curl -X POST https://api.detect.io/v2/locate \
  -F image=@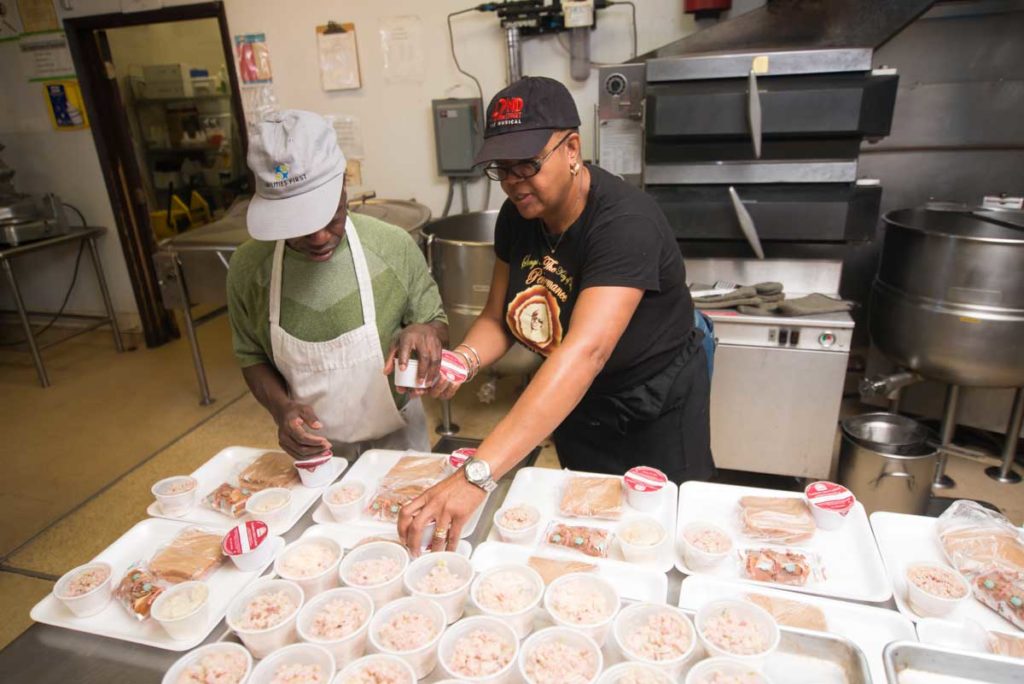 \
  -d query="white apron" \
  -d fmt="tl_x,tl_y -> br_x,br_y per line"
269,218 -> 416,450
